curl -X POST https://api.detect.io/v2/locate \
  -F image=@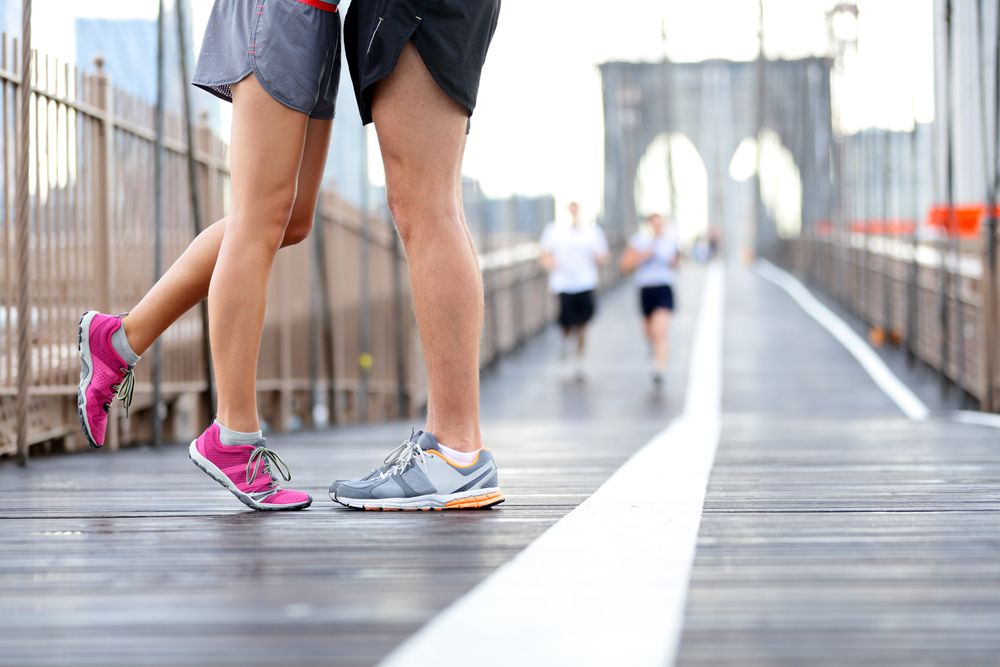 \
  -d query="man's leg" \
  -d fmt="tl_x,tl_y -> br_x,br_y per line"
121,119 -> 332,357
372,43 -> 482,452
